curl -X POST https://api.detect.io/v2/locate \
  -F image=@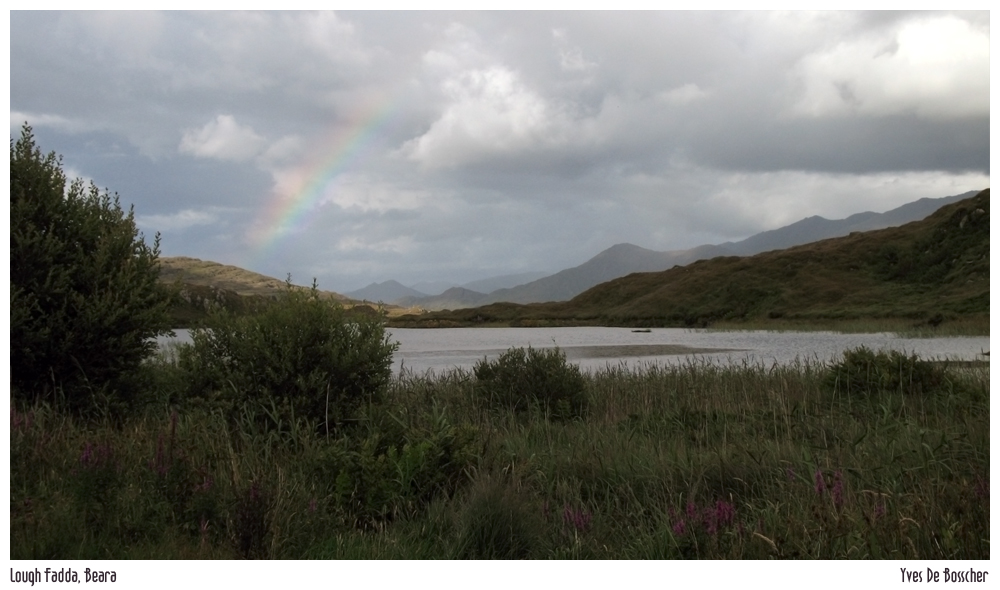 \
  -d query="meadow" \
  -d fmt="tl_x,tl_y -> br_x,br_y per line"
10,346 -> 989,559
